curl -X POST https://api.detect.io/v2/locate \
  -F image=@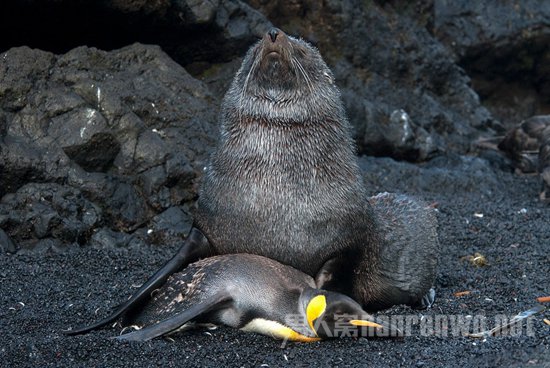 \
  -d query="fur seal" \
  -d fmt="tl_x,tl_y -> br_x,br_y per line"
66,28 -> 438,335
105,254 -> 399,341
